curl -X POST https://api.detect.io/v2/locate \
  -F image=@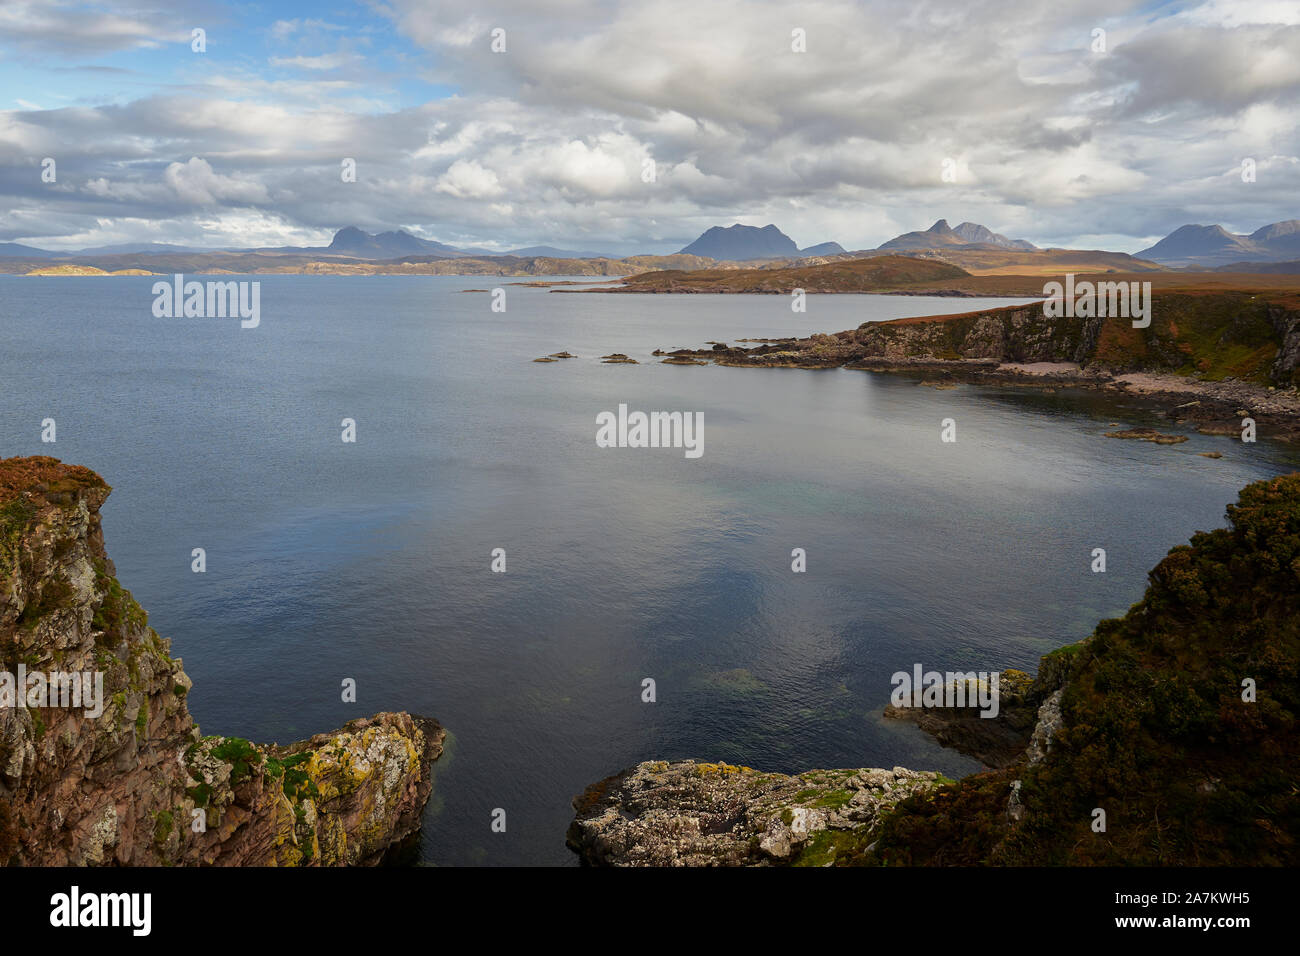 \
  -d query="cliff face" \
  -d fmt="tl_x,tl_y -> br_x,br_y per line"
0,456 -> 442,866
569,473 -> 1300,866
